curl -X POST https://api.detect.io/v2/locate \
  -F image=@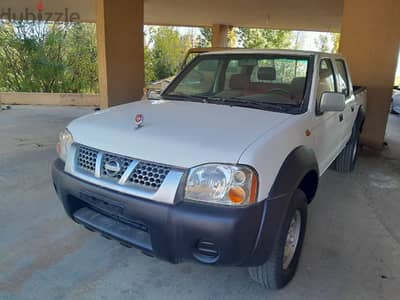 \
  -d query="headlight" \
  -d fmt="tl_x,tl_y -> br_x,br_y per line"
184,164 -> 258,206
57,128 -> 74,162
